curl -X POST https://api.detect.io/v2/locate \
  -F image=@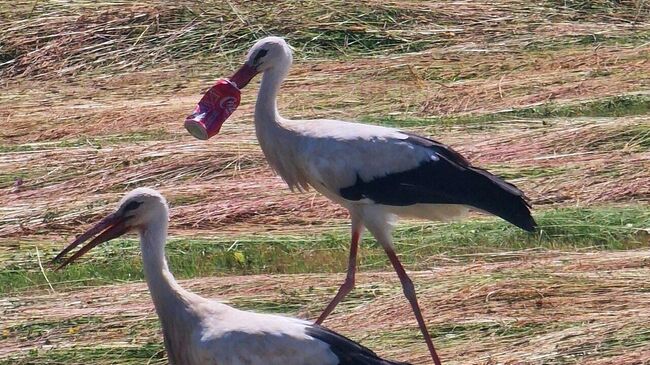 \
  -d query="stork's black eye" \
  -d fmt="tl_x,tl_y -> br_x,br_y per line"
123,201 -> 142,212
253,49 -> 268,64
